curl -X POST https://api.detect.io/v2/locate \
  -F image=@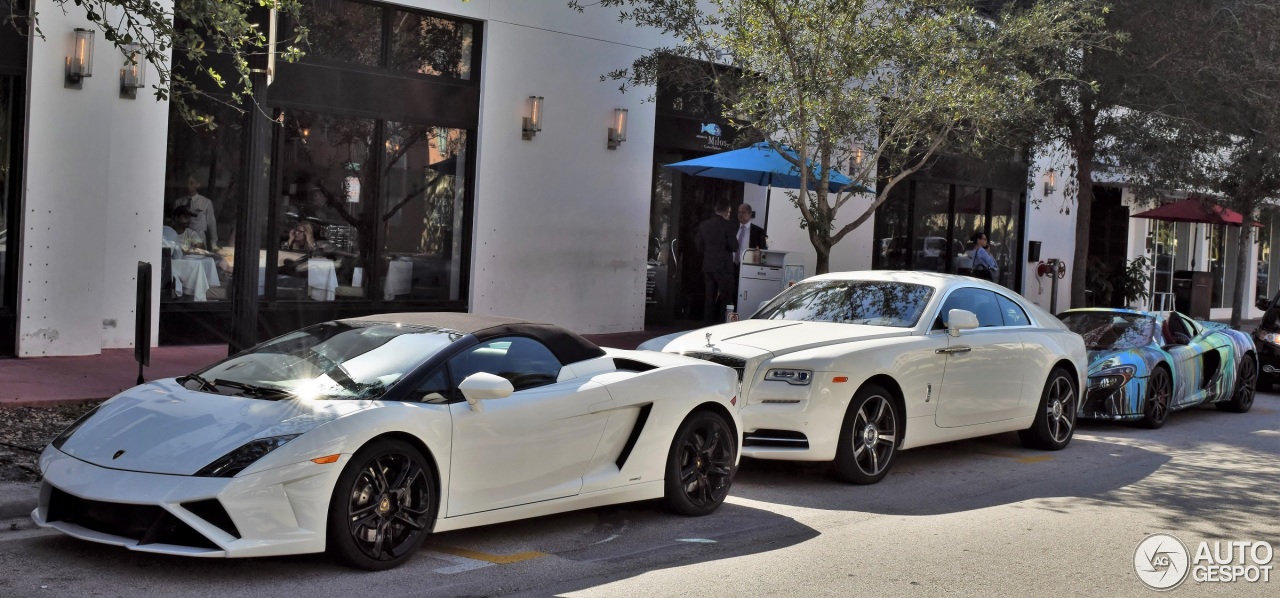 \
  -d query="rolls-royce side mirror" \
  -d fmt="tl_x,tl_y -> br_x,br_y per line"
947,309 -> 980,337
